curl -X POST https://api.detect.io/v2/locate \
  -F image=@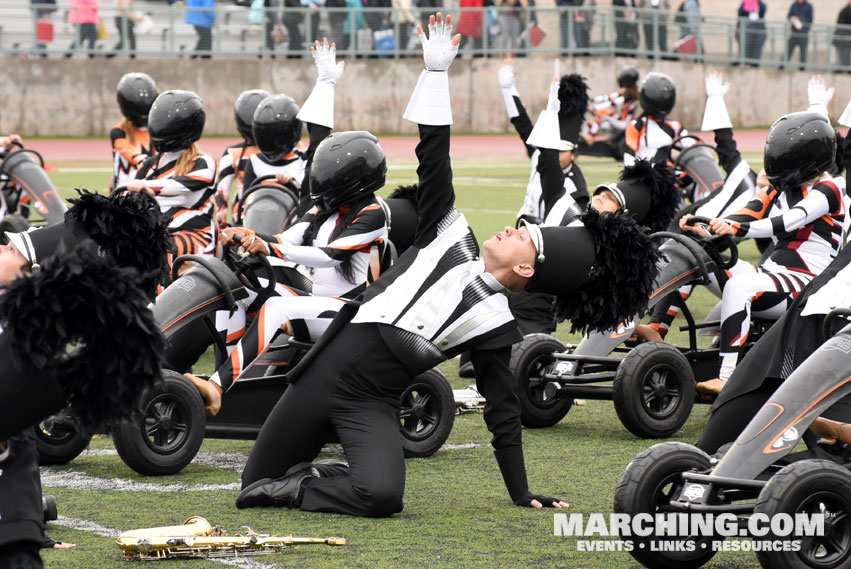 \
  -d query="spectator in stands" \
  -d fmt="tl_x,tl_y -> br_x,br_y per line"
301,0 -> 322,45
417,0 -> 443,31
363,0 -> 392,37
186,0 -> 215,59
341,0 -> 365,51
108,0 -> 136,58
282,0 -> 304,56
786,0 -> 813,68
496,0 -> 526,54
557,0 -> 593,53
393,0 -> 417,55
31,0 -> 57,58
836,0 -> 851,68
613,0 -> 639,55
458,0 -> 485,55
64,0 -> 99,59
637,0 -> 669,57
676,0 -> 699,39
736,0 -> 766,67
